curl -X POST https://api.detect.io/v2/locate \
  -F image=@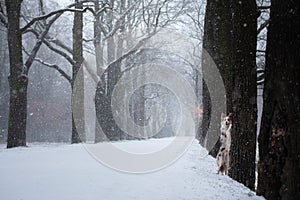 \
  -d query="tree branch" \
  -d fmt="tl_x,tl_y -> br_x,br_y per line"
34,58 -> 72,83
257,49 -> 266,53
116,32 -> 158,75
20,0 -> 100,33
23,1 -> 87,74
154,0 -> 168,29
24,28 -> 75,66
257,19 -> 270,35
20,7 -> 94,33
258,6 -> 270,10
103,3 -> 136,41
0,3 -> 7,28
48,37 -> 73,54
22,46 -> 72,83
43,39 -> 75,66
83,38 -> 95,42
0,13 -> 7,27
22,11 -> 73,55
